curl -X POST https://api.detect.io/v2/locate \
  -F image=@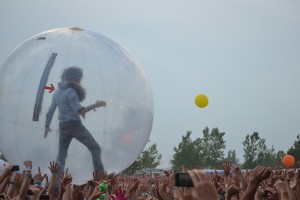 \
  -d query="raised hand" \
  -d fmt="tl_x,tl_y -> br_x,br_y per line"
187,169 -> 218,200
60,172 -> 72,193
181,164 -> 187,172
60,171 -> 73,200
47,161 -> 59,199
212,173 -> 225,194
80,100 -> 106,119
89,184 -> 106,200
0,162 -> 13,183
274,180 -> 290,200
174,186 -> 193,200
94,100 -> 106,108
290,175 -> 300,190
110,188 -> 129,200
126,178 -> 140,197
48,161 -> 59,175
261,181 -> 279,200
23,160 -> 32,174
242,165 -> 272,200
44,127 -> 51,138
145,195 -> 159,200
222,161 -> 232,177
93,171 -> 108,183
226,184 -> 240,198
33,166 -> 47,187
251,165 -> 272,184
